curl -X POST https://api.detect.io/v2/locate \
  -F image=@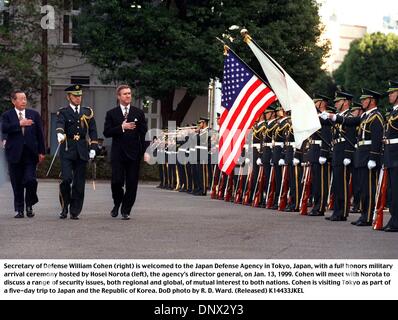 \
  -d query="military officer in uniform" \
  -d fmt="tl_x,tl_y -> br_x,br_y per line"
322,91 -> 356,222
308,94 -> 333,217
324,89 -> 384,226
56,85 -> 98,220
383,81 -> 398,232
